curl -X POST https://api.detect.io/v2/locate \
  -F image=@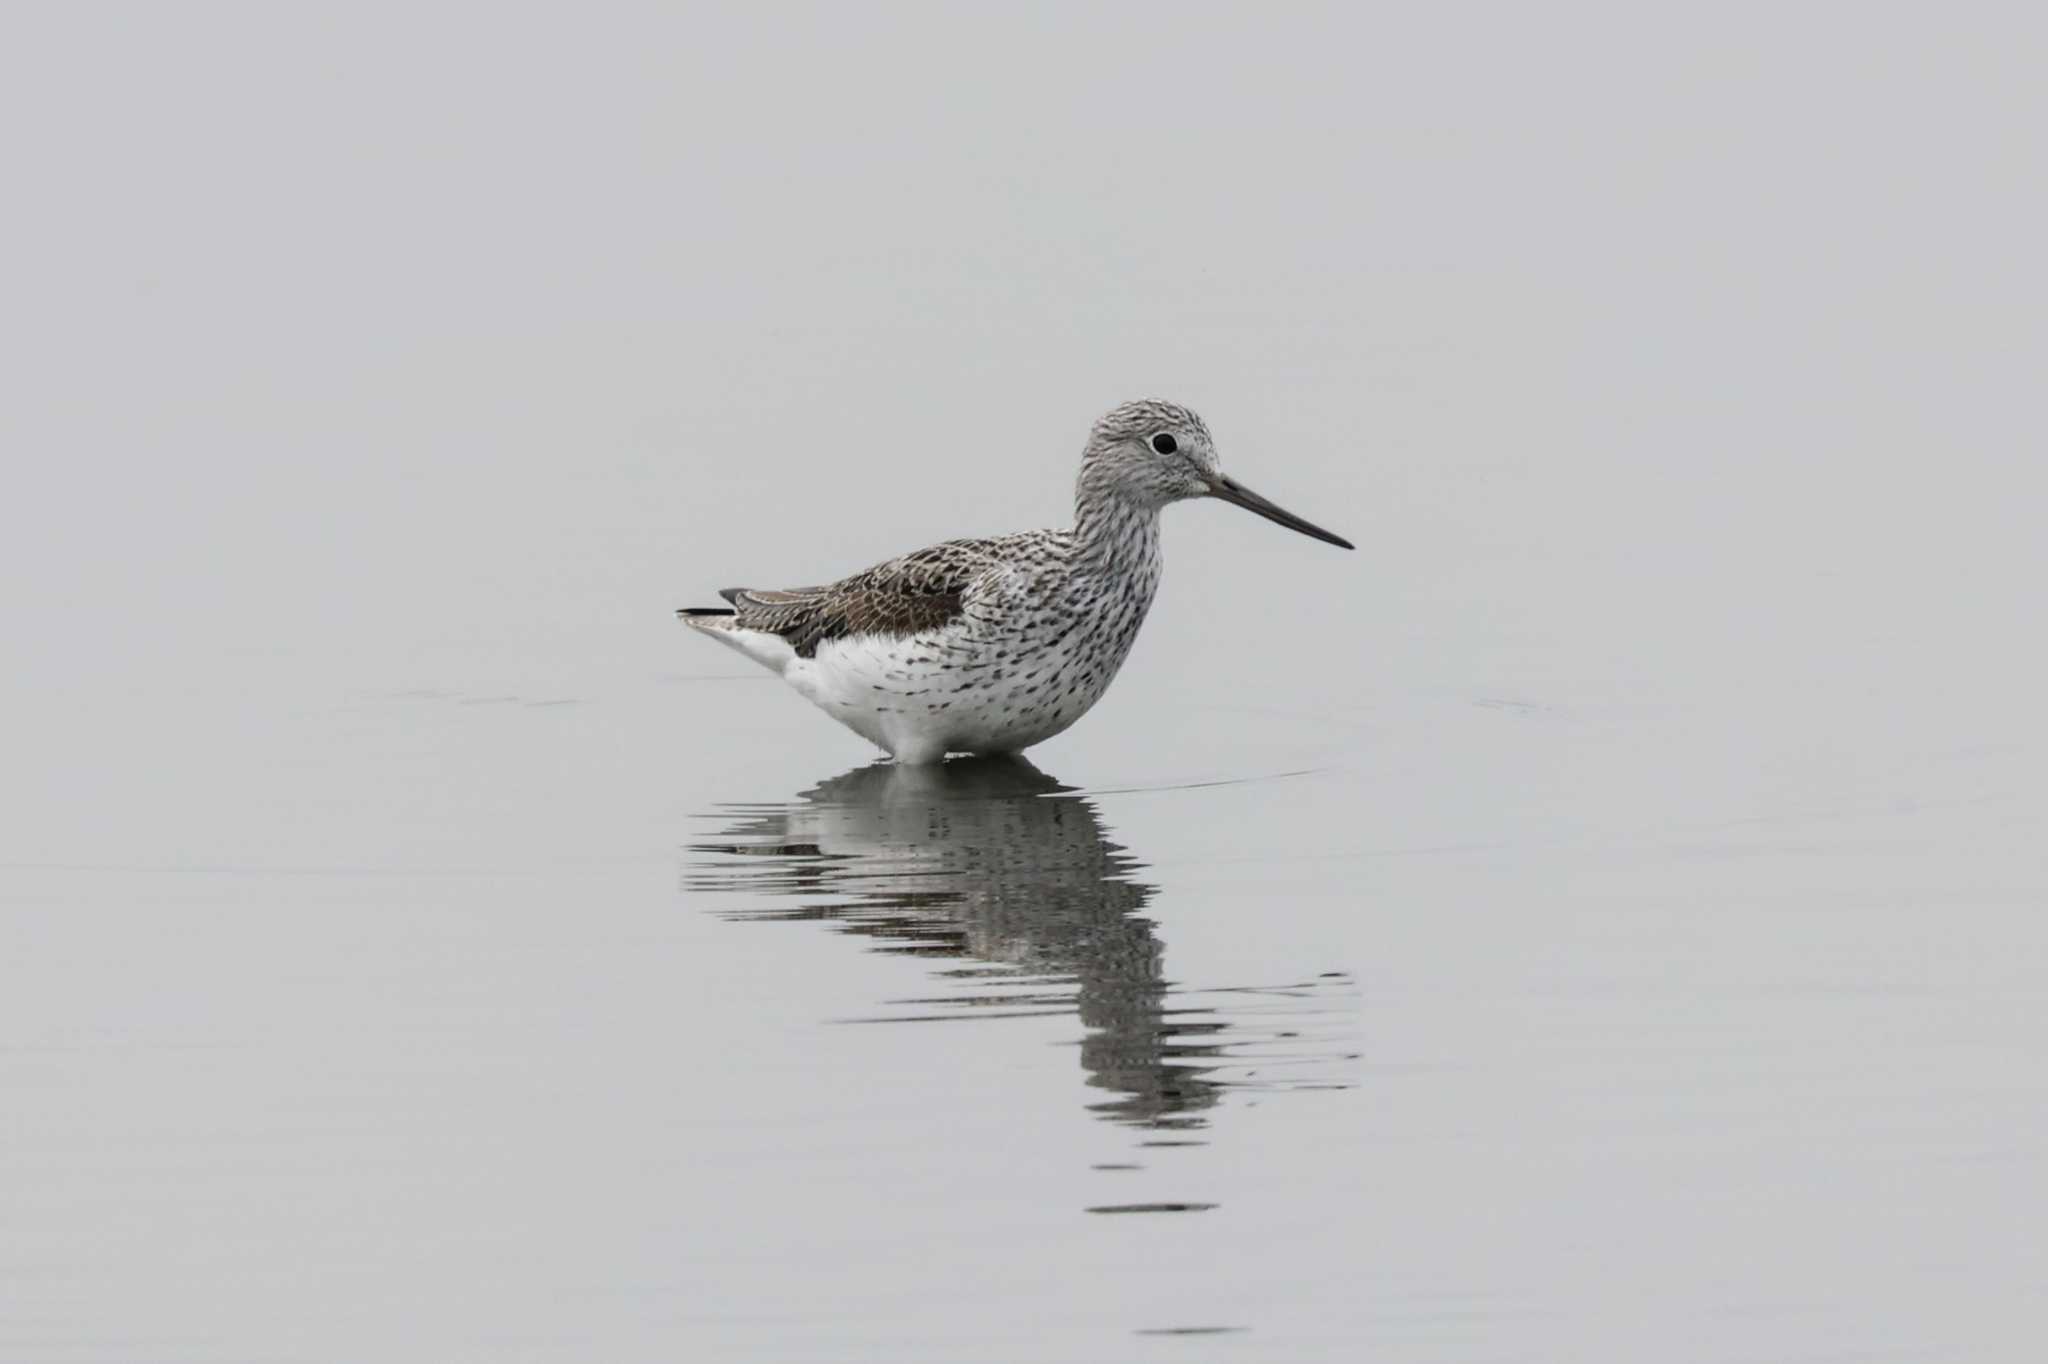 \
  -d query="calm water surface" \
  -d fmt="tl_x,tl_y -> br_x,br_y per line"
6,7 -> 2048,1361
7,670 -> 2042,1360
691,757 -> 1357,1132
